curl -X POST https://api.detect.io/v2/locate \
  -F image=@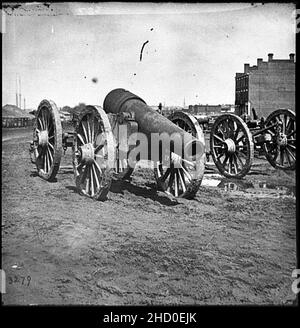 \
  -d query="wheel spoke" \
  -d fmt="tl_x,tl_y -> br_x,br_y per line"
283,114 -> 287,134
47,147 -> 53,164
233,126 -> 241,141
178,169 -> 186,193
92,163 -> 100,189
43,151 -> 47,172
87,119 -> 92,143
285,117 -> 293,134
42,111 -> 48,130
90,166 -> 95,196
232,154 -> 238,174
46,150 -> 51,172
81,121 -> 89,143
213,134 -> 225,143
46,111 -> 51,130
286,144 -> 296,150
223,120 -> 229,134
275,116 -> 282,125
156,164 -> 162,178
234,152 -> 244,168
180,157 -> 195,167
48,142 -> 54,150
285,146 -> 296,161
90,118 -> 94,143
174,170 -> 179,197
38,117 -> 44,130
77,133 -> 85,145
180,165 -> 192,182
